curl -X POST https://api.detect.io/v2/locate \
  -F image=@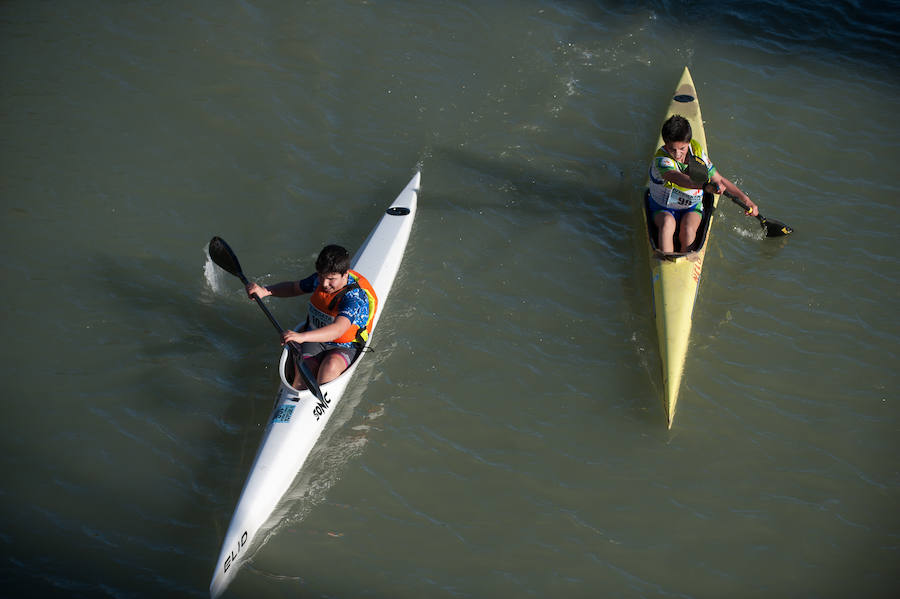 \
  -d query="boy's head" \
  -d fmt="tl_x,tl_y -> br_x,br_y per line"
661,115 -> 692,144
316,244 -> 351,276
